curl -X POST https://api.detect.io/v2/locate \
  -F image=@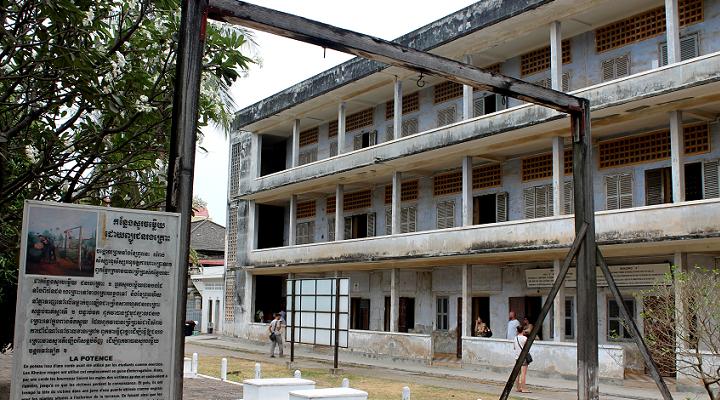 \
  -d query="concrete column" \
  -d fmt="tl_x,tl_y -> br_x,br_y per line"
338,102 -> 346,154
391,171 -> 402,234
550,21 -> 562,91
462,265 -> 472,337
393,77 -> 402,140
553,259 -> 566,342
247,200 -> 257,251
244,270 -> 253,325
289,195 -> 297,245
552,136 -> 564,215
250,132 -> 261,179
462,156 -> 473,226
201,297 -> 210,333
335,184 -> 344,240
390,268 -> 399,332
670,111 -> 685,202
463,55 -> 473,119
673,252 -> 688,353
291,119 -> 300,167
665,0 -> 681,64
